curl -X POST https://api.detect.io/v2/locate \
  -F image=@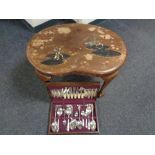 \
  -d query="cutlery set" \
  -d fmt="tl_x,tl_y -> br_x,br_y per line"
50,87 -> 98,99
48,83 -> 100,134
50,104 -> 97,133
